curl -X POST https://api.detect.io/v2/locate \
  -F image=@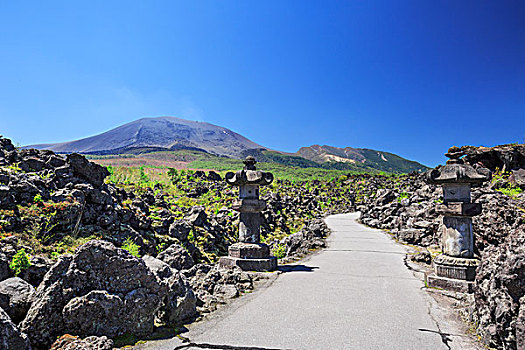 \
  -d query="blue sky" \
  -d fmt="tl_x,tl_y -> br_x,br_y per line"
0,1 -> 523,167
